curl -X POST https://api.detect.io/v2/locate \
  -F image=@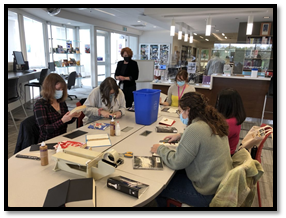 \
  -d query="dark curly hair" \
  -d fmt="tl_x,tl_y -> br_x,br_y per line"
179,92 -> 229,137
